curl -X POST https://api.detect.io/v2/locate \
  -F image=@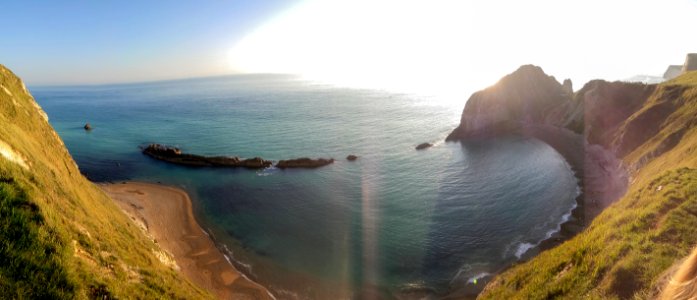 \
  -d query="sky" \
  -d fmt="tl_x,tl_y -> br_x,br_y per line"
0,1 -> 295,85
2,0 -> 697,97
